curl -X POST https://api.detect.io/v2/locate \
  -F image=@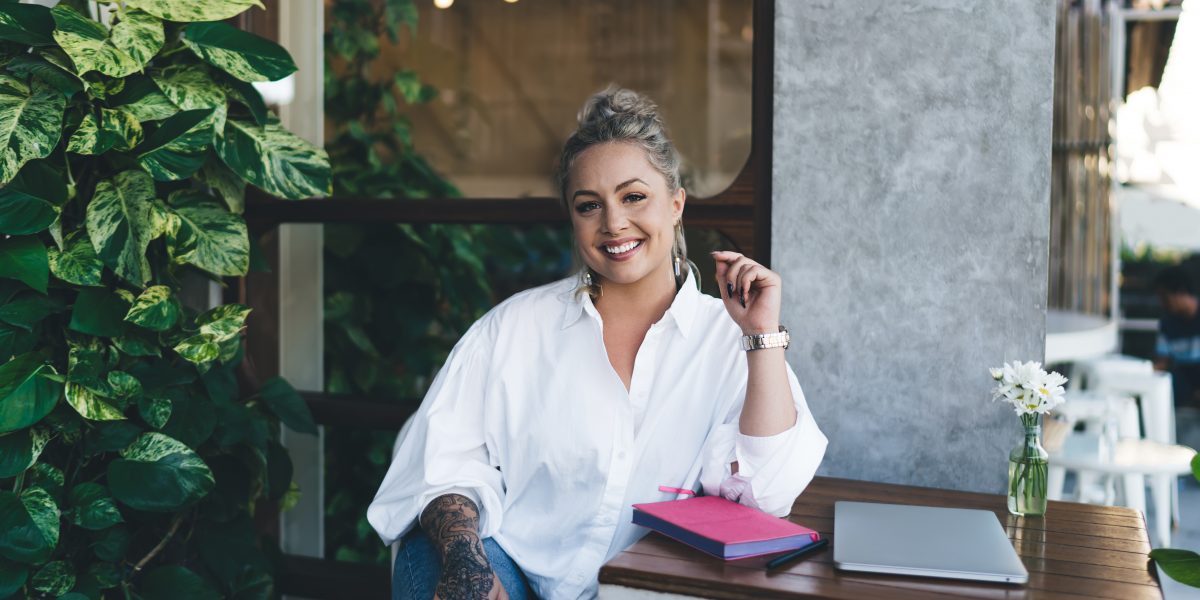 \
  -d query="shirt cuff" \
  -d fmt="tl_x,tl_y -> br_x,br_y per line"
733,421 -> 799,479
